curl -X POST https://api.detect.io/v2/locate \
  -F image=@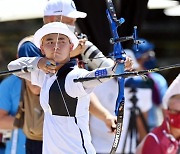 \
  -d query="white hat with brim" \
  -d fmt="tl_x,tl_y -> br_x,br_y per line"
33,22 -> 79,50
65,10 -> 87,18
44,0 -> 87,18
